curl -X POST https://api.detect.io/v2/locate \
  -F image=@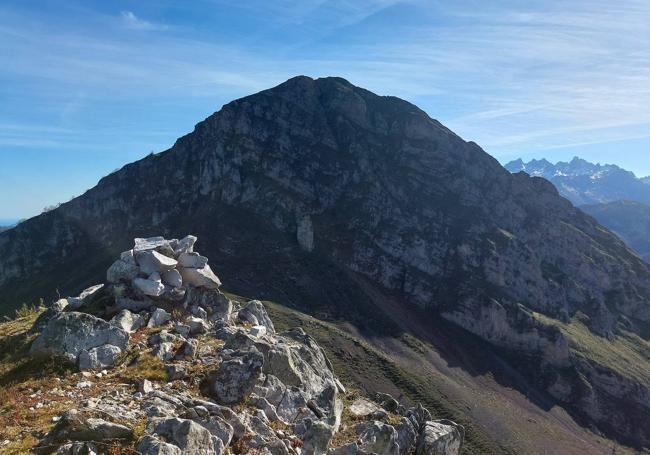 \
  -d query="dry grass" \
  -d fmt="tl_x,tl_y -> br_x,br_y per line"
118,351 -> 169,383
